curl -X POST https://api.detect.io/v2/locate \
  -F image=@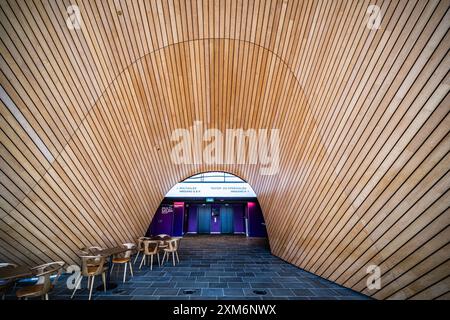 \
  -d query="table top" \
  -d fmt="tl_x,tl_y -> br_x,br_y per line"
0,265 -> 32,281
149,236 -> 171,240
95,246 -> 130,257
